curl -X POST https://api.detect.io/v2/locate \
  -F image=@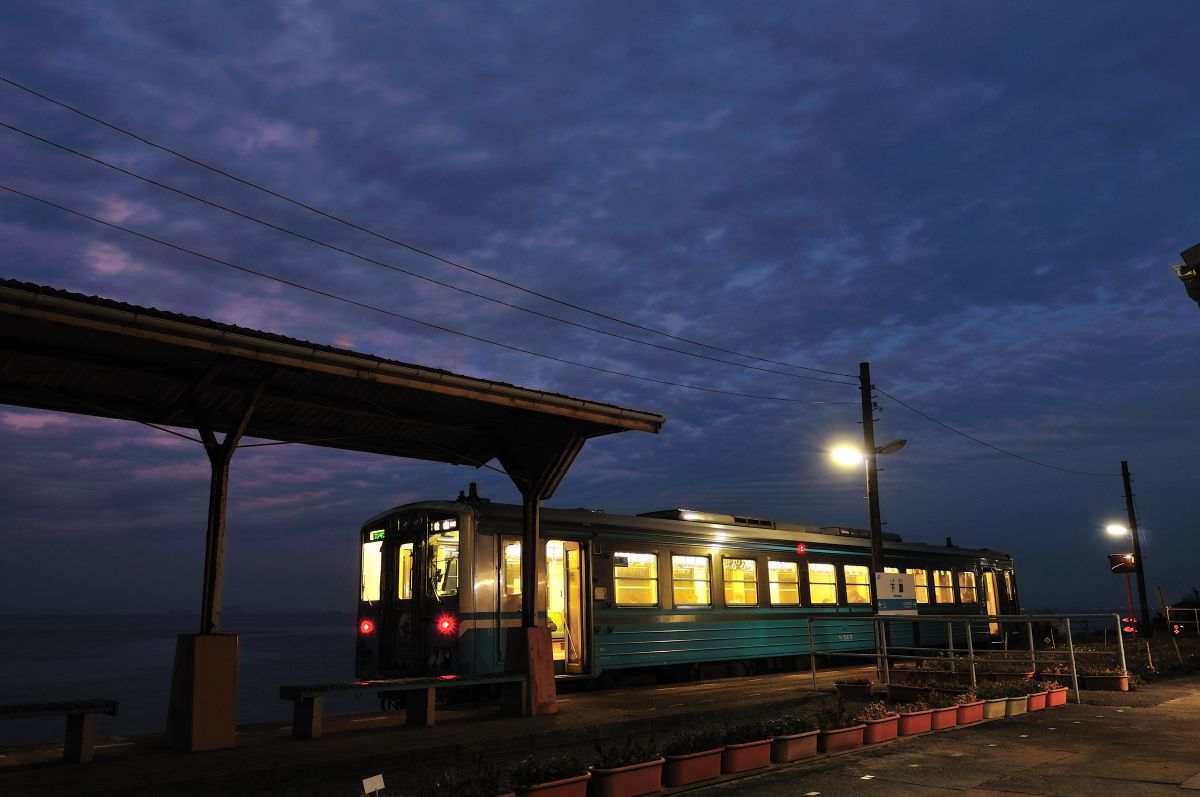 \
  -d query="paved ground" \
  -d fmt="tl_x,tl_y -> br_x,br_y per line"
1,669 -> 1198,796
